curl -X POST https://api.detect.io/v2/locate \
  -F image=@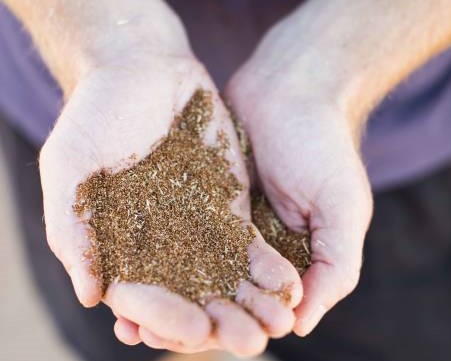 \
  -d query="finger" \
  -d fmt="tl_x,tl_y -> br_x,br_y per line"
104,283 -> 211,347
139,327 -> 217,353
236,281 -> 296,338
114,317 -> 141,345
293,220 -> 367,336
293,179 -> 373,336
247,230 -> 302,308
205,299 -> 267,358
138,327 -> 177,350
